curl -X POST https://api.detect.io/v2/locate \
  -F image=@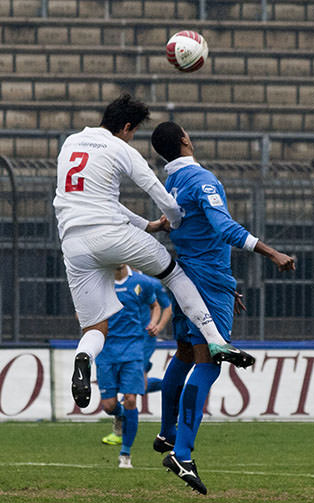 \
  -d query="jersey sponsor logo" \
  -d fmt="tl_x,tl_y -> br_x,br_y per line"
134,284 -> 142,296
208,194 -> 223,207
201,313 -> 213,325
77,141 -> 107,150
202,184 -> 216,194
